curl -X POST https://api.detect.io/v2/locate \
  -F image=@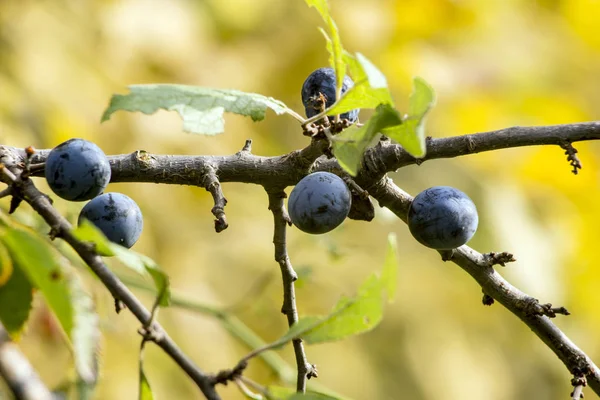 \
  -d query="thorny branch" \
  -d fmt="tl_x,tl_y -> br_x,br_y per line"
0,322 -> 53,400
0,151 -> 222,400
367,178 -> 600,395
1,121 -> 600,397
267,190 -> 317,392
